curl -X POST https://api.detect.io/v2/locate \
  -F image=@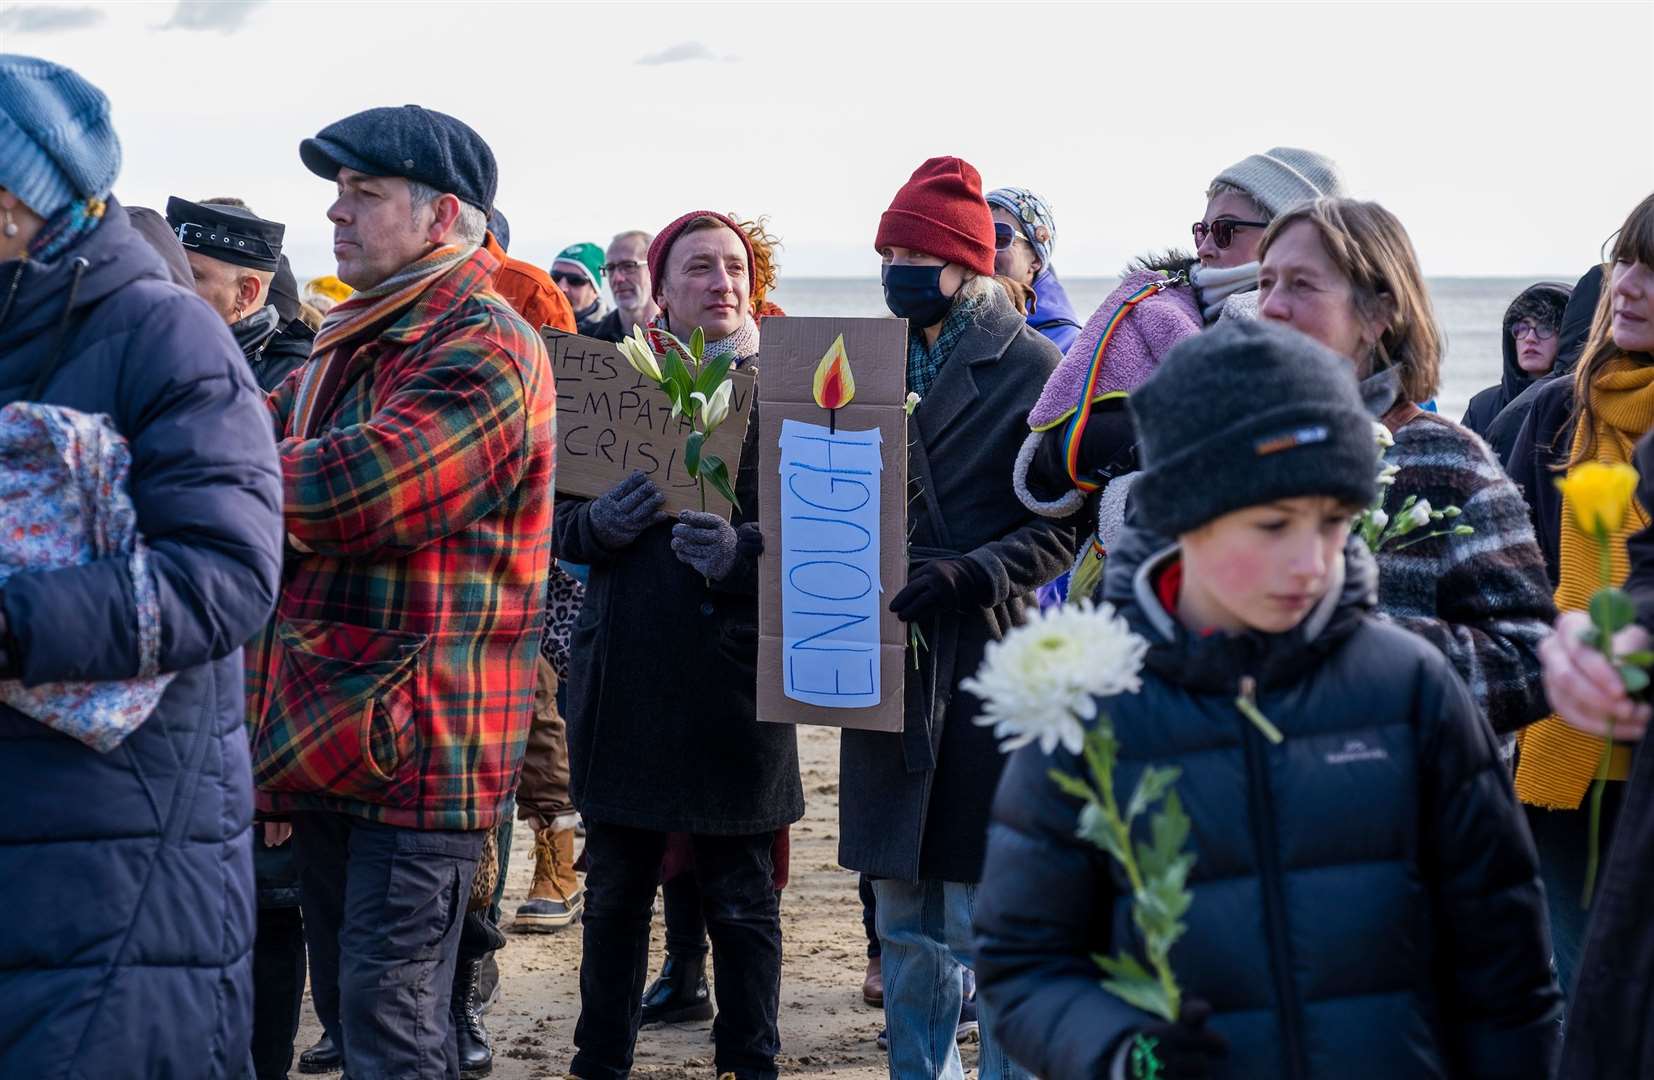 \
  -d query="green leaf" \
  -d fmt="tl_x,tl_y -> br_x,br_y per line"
1592,588 -> 1637,634
1145,791 -> 1192,878
1093,950 -> 1151,984
662,348 -> 695,404
1618,650 -> 1654,668
1099,970 -> 1176,1022
701,455 -> 741,513
1621,664 -> 1651,694
1077,803 -> 1129,863
685,431 -> 705,480
689,325 -> 705,362
1047,768 -> 1099,804
1126,765 -> 1182,823
694,354 -> 733,399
